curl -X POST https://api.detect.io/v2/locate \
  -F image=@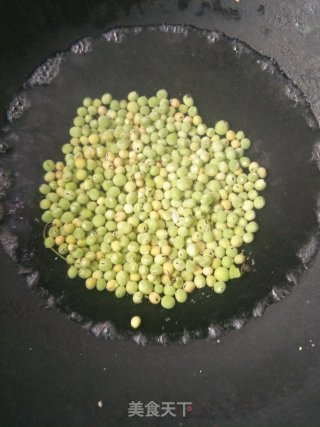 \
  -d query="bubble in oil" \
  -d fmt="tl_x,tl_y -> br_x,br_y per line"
0,227 -> 18,260
7,198 -> 25,216
91,321 -> 116,340
252,301 -> 267,317
71,37 -> 93,55
286,270 -> 300,286
297,235 -> 319,268
0,142 -> 10,155
231,39 -> 251,56
7,94 -> 31,122
26,270 -> 40,288
180,330 -> 191,345
157,333 -> 168,346
45,295 -> 56,309
26,53 -> 63,87
69,312 -> 84,323
256,58 -> 275,74
83,321 -> 93,331
132,332 -> 147,346
232,318 -> 245,330
160,24 -> 189,36
103,28 -> 126,43
271,286 -> 290,302
207,30 -> 220,44
207,324 -> 222,340
284,83 -> 305,105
